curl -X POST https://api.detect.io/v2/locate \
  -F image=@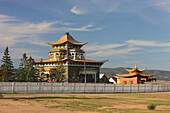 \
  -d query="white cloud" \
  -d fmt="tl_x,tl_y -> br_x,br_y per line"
126,40 -> 170,47
86,46 -> 141,57
85,39 -> 170,58
152,0 -> 170,13
84,43 -> 126,51
70,1 -> 119,15
70,5 -> 86,15
0,48 -> 41,60
10,48 -> 41,59
57,24 -> 102,31
0,14 -> 101,48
